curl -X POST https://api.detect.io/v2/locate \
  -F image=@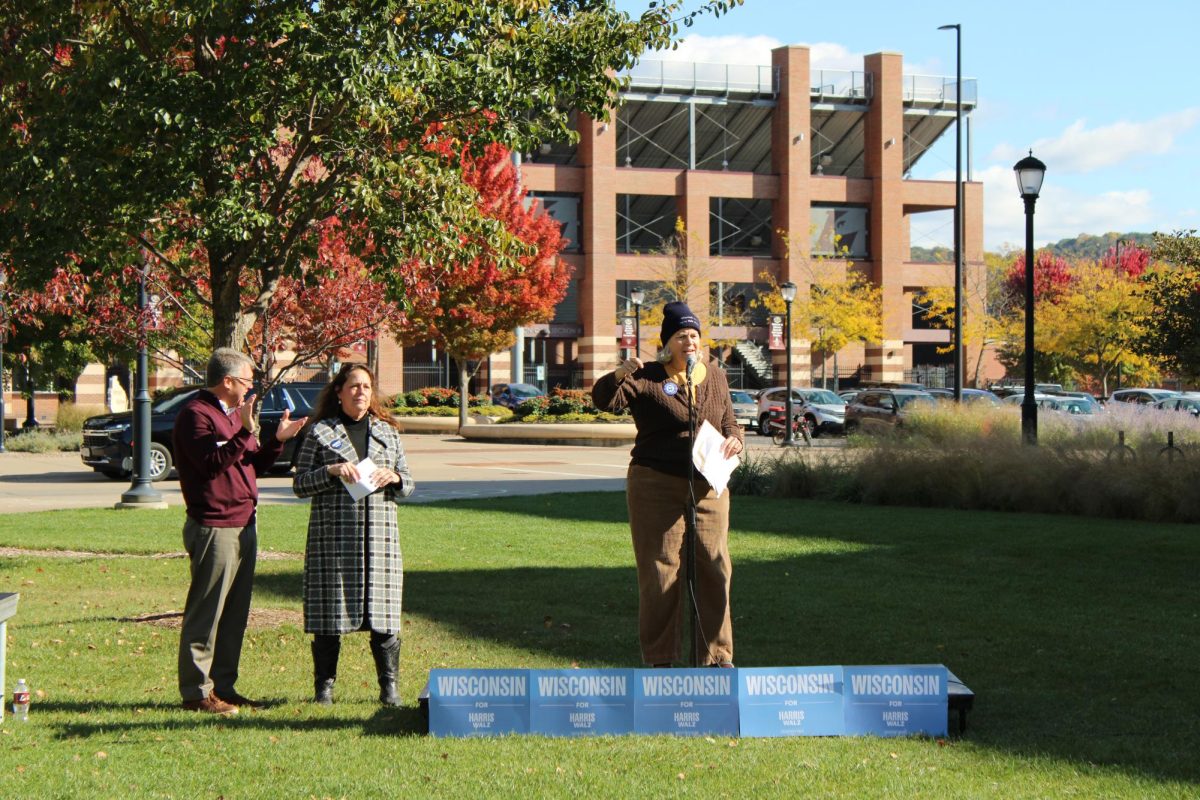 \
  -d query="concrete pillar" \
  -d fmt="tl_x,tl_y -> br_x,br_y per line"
376,335 -> 405,396
578,112 -> 618,387
863,52 -> 907,383
770,45 -> 813,387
